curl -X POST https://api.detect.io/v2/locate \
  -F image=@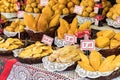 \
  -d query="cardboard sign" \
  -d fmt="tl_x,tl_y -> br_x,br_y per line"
116,17 -> 120,24
74,5 -> 83,15
17,11 -> 24,18
64,34 -> 77,44
95,18 -> 99,25
41,35 -> 53,45
16,2 -> 20,10
94,7 -> 99,13
81,40 -> 95,50
40,0 -> 48,6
